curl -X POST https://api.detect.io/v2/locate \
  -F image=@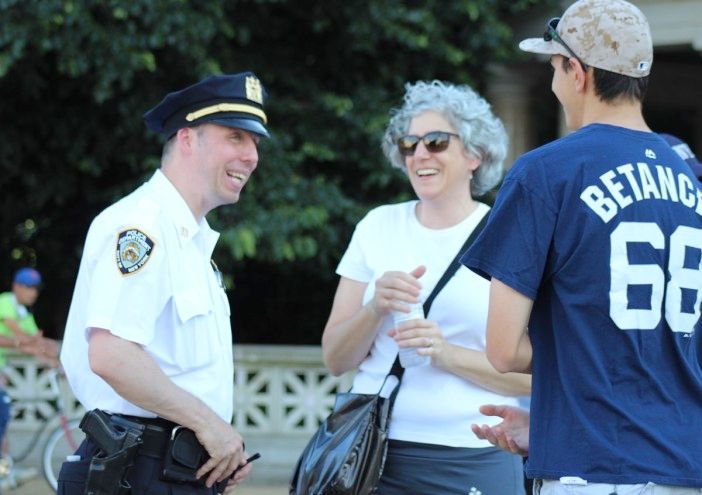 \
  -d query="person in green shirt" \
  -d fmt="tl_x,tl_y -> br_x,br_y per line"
0,267 -> 58,478
0,268 -> 42,362
0,267 -> 58,366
